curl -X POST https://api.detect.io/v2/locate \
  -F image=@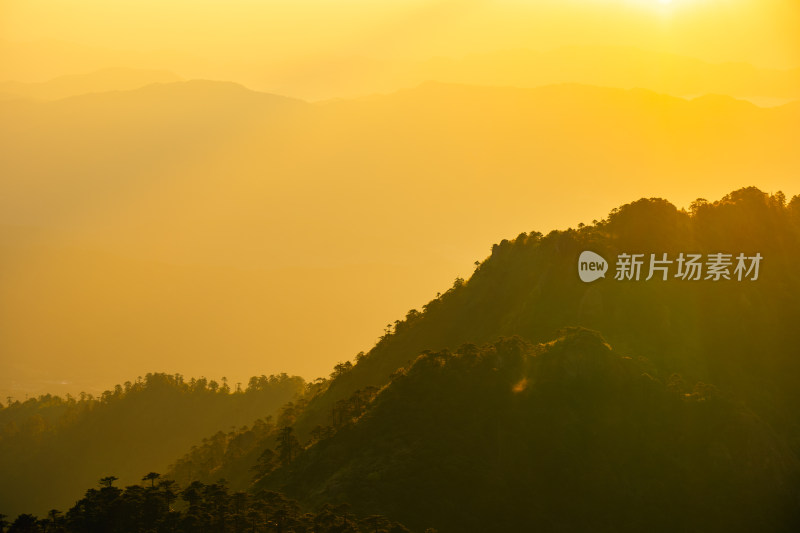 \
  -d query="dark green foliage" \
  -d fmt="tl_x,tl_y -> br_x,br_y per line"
165,394 -> 330,488
0,373 -> 305,517
4,478 -> 414,533
263,333 -> 800,532
249,187 -> 800,532
165,384 -> 383,490
293,188 -> 800,452
168,417 -> 278,487
4,187 -> 800,532
276,426 -> 302,468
